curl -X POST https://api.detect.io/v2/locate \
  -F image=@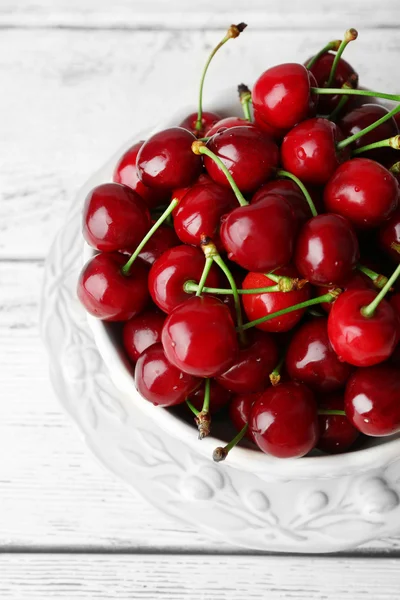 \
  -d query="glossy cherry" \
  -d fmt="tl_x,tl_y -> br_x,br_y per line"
306,52 -> 357,114
286,318 -> 353,392
216,329 -> 278,394
188,380 -> 232,415
205,116 -> 256,137
324,158 -> 399,229
242,266 -> 311,333
148,245 -> 221,313
134,224 -> 179,267
113,141 -> 170,208
249,382 -> 319,458
281,118 -> 350,185
122,309 -> 165,362
173,180 -> 237,248
338,104 -> 399,162
328,289 -> 399,366
135,343 -> 200,407
82,183 -> 151,252
317,392 -> 359,454
252,109 -> 288,141
229,393 -> 260,442
220,194 -> 296,272
136,127 -> 202,189
345,365 -> 400,436
295,213 -> 359,285
252,63 -> 317,129
252,179 -> 317,230
77,253 -> 149,321
203,126 -> 279,193
315,271 -> 372,313
161,295 -> 238,377
378,207 -> 400,262
179,110 -> 221,137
